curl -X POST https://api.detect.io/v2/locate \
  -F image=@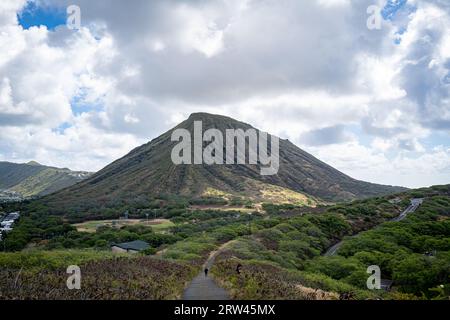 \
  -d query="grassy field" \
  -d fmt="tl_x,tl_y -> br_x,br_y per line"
189,205 -> 256,213
73,218 -> 174,233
